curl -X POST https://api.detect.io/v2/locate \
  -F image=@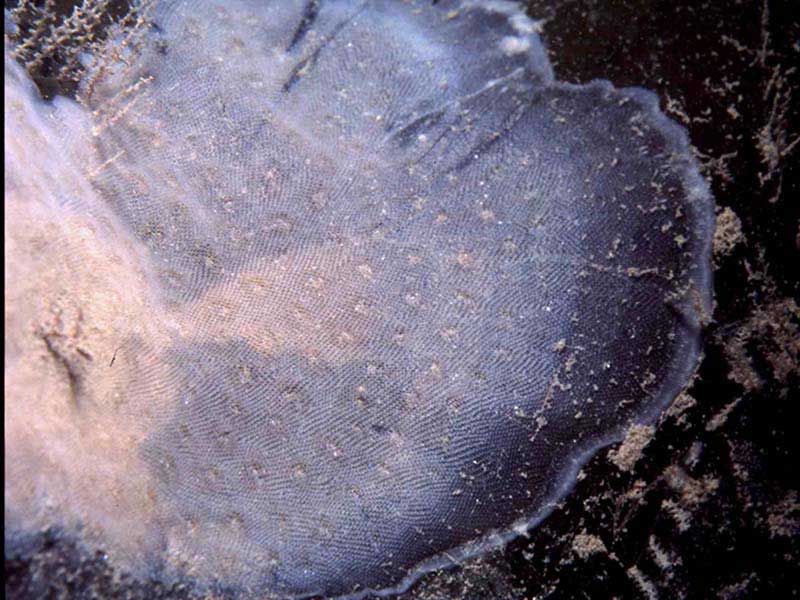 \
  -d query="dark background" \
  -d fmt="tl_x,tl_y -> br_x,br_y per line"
5,1 -> 798,598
